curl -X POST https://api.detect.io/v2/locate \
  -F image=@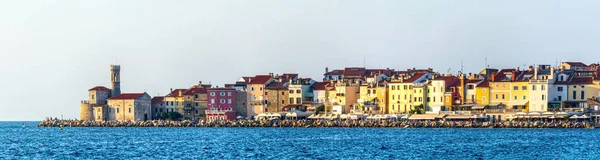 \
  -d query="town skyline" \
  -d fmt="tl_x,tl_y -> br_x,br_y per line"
3,1 -> 600,121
